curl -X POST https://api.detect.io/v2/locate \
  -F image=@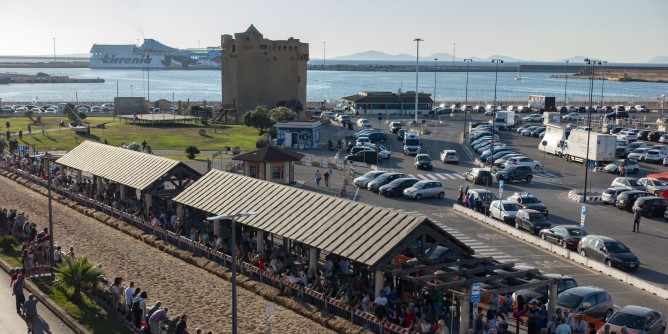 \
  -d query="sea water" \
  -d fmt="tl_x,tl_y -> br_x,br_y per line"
0,67 -> 666,104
